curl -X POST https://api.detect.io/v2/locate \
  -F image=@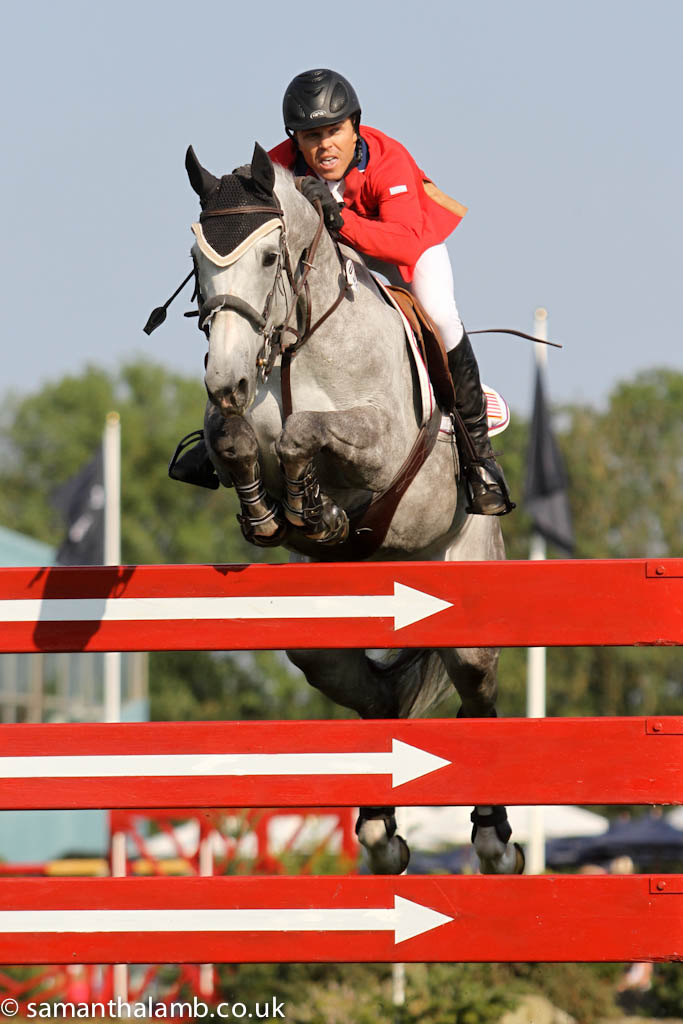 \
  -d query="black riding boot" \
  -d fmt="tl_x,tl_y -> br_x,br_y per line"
447,333 -> 515,516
